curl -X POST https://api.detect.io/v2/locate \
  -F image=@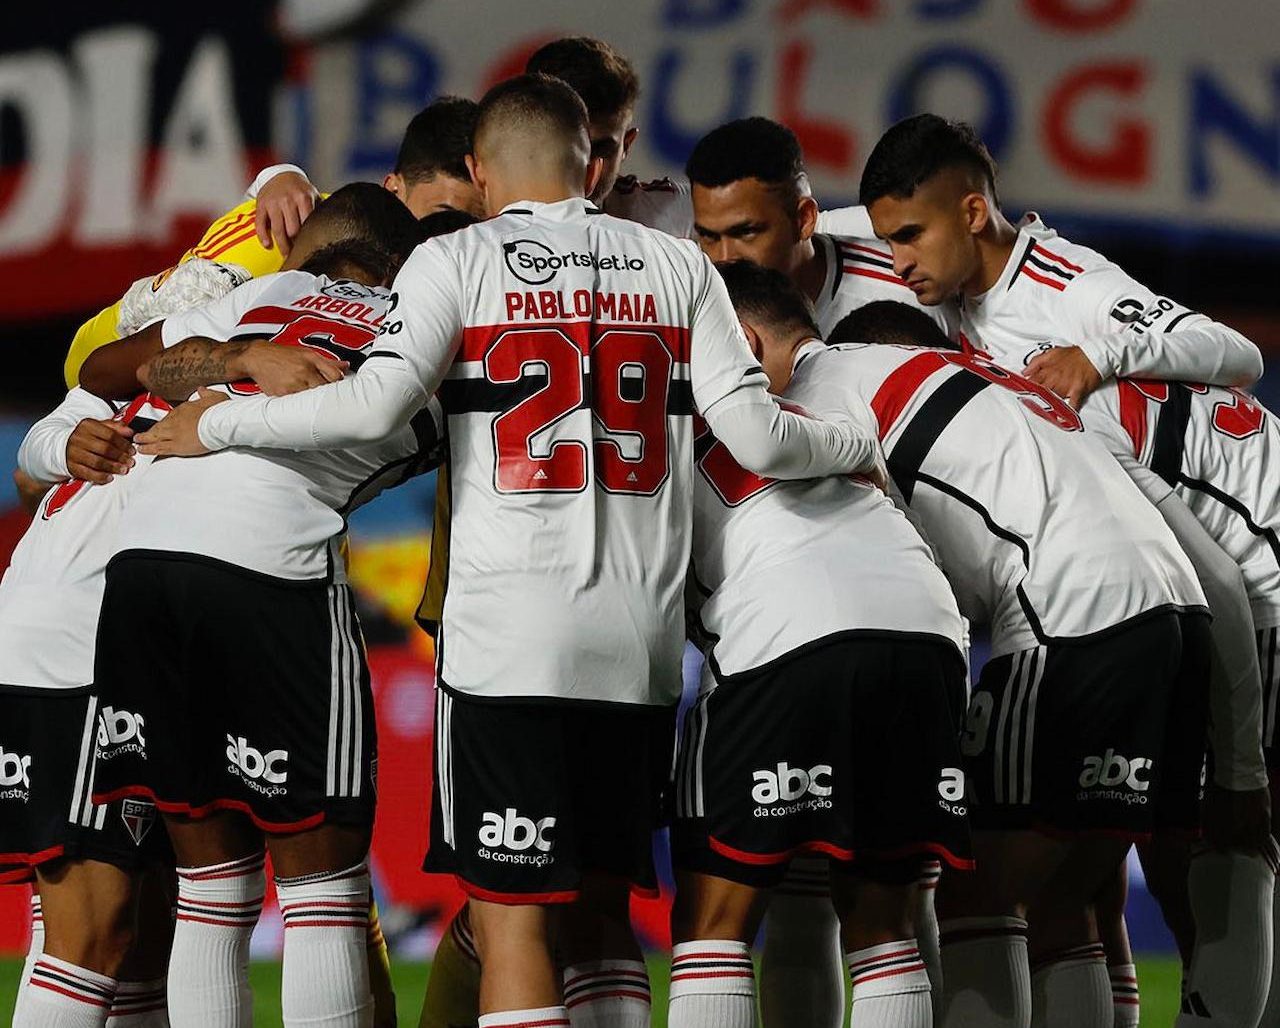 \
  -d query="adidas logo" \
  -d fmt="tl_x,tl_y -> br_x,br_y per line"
225,735 -> 289,784
1079,749 -> 1152,791
479,808 -> 556,852
97,706 -> 146,748
751,762 -> 832,804
0,747 -> 31,789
